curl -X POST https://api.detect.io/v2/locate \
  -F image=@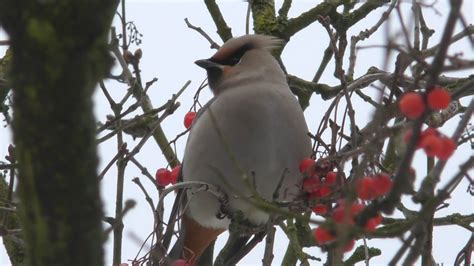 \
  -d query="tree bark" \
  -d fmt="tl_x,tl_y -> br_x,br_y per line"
0,1 -> 118,265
